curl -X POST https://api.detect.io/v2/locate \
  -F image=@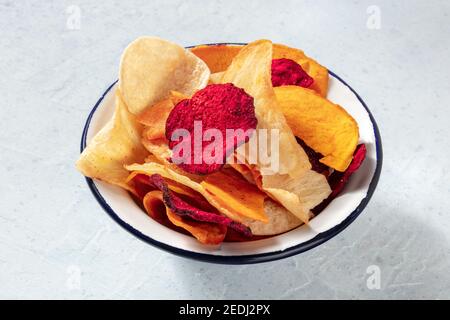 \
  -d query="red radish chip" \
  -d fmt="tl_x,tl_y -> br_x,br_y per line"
165,83 -> 258,175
